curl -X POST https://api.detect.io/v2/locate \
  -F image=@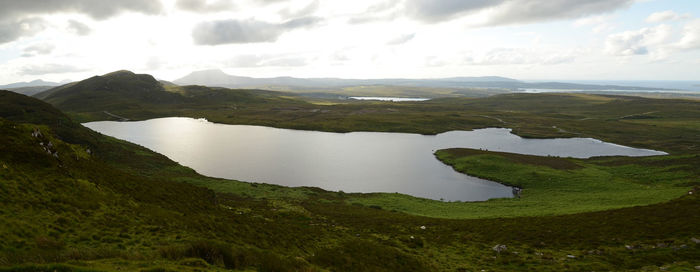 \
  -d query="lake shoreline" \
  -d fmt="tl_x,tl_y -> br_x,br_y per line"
84,117 -> 666,202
